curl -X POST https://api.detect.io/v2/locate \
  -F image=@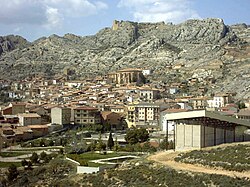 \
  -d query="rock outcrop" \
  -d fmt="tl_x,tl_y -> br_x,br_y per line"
0,35 -> 29,55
